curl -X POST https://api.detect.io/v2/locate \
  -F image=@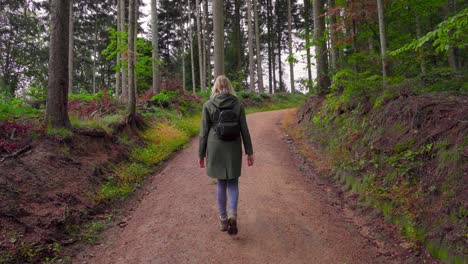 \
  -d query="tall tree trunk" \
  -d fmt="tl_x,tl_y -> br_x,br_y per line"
446,0 -> 457,71
266,0 -> 273,93
313,0 -> 330,94
68,0 -> 74,94
253,0 -> 264,93
213,0 -> 224,77
134,0 -> 138,96
376,0 -> 388,79
328,0 -> 337,71
287,0 -> 294,93
195,0 -> 205,90
415,16 -> 426,74
151,0 -> 161,93
277,30 -> 283,92
119,0 -> 127,102
304,0 -> 312,87
181,4 -> 186,91
233,0 -> 242,80
128,0 -> 136,117
204,0 -> 211,87
116,0 -> 121,98
246,0 -> 255,92
92,18 -> 98,93
45,0 -> 71,128
190,10 -> 196,93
